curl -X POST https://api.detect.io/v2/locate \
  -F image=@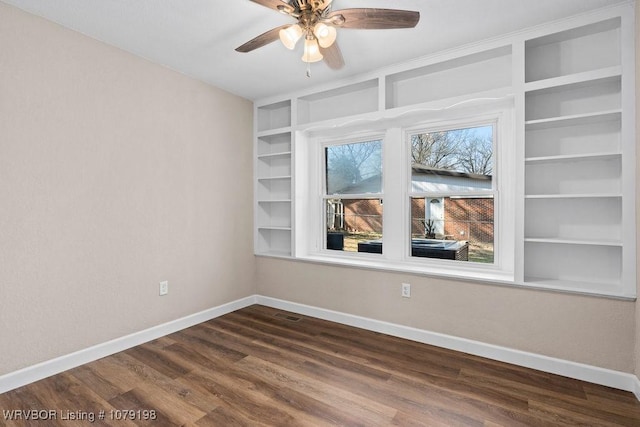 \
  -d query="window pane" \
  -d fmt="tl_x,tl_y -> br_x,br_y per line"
411,126 -> 493,193
410,196 -> 494,263
326,140 -> 382,195
326,198 -> 382,253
